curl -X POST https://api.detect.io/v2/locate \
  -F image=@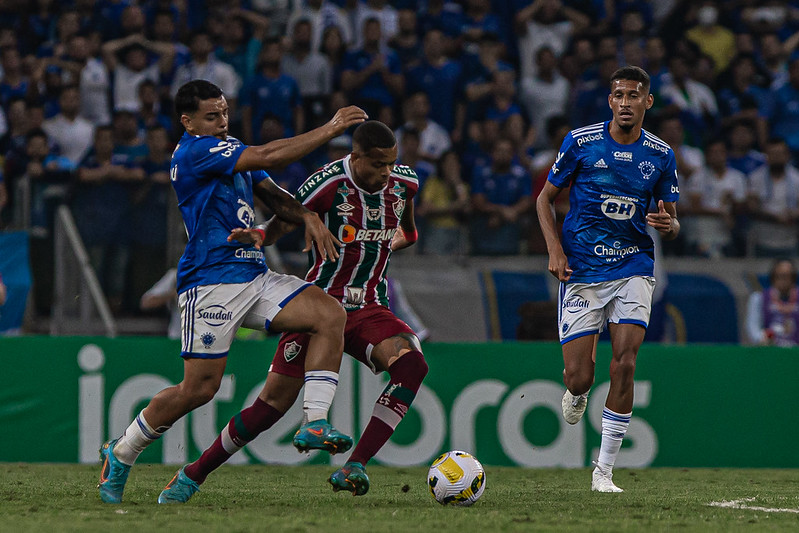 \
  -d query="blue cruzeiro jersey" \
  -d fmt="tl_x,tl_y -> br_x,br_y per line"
547,121 -> 680,283
170,132 -> 269,293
